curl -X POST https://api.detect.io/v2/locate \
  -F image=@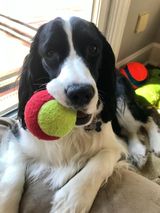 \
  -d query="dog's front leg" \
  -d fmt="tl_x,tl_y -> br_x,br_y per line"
51,148 -> 121,213
0,163 -> 25,213
0,140 -> 26,213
